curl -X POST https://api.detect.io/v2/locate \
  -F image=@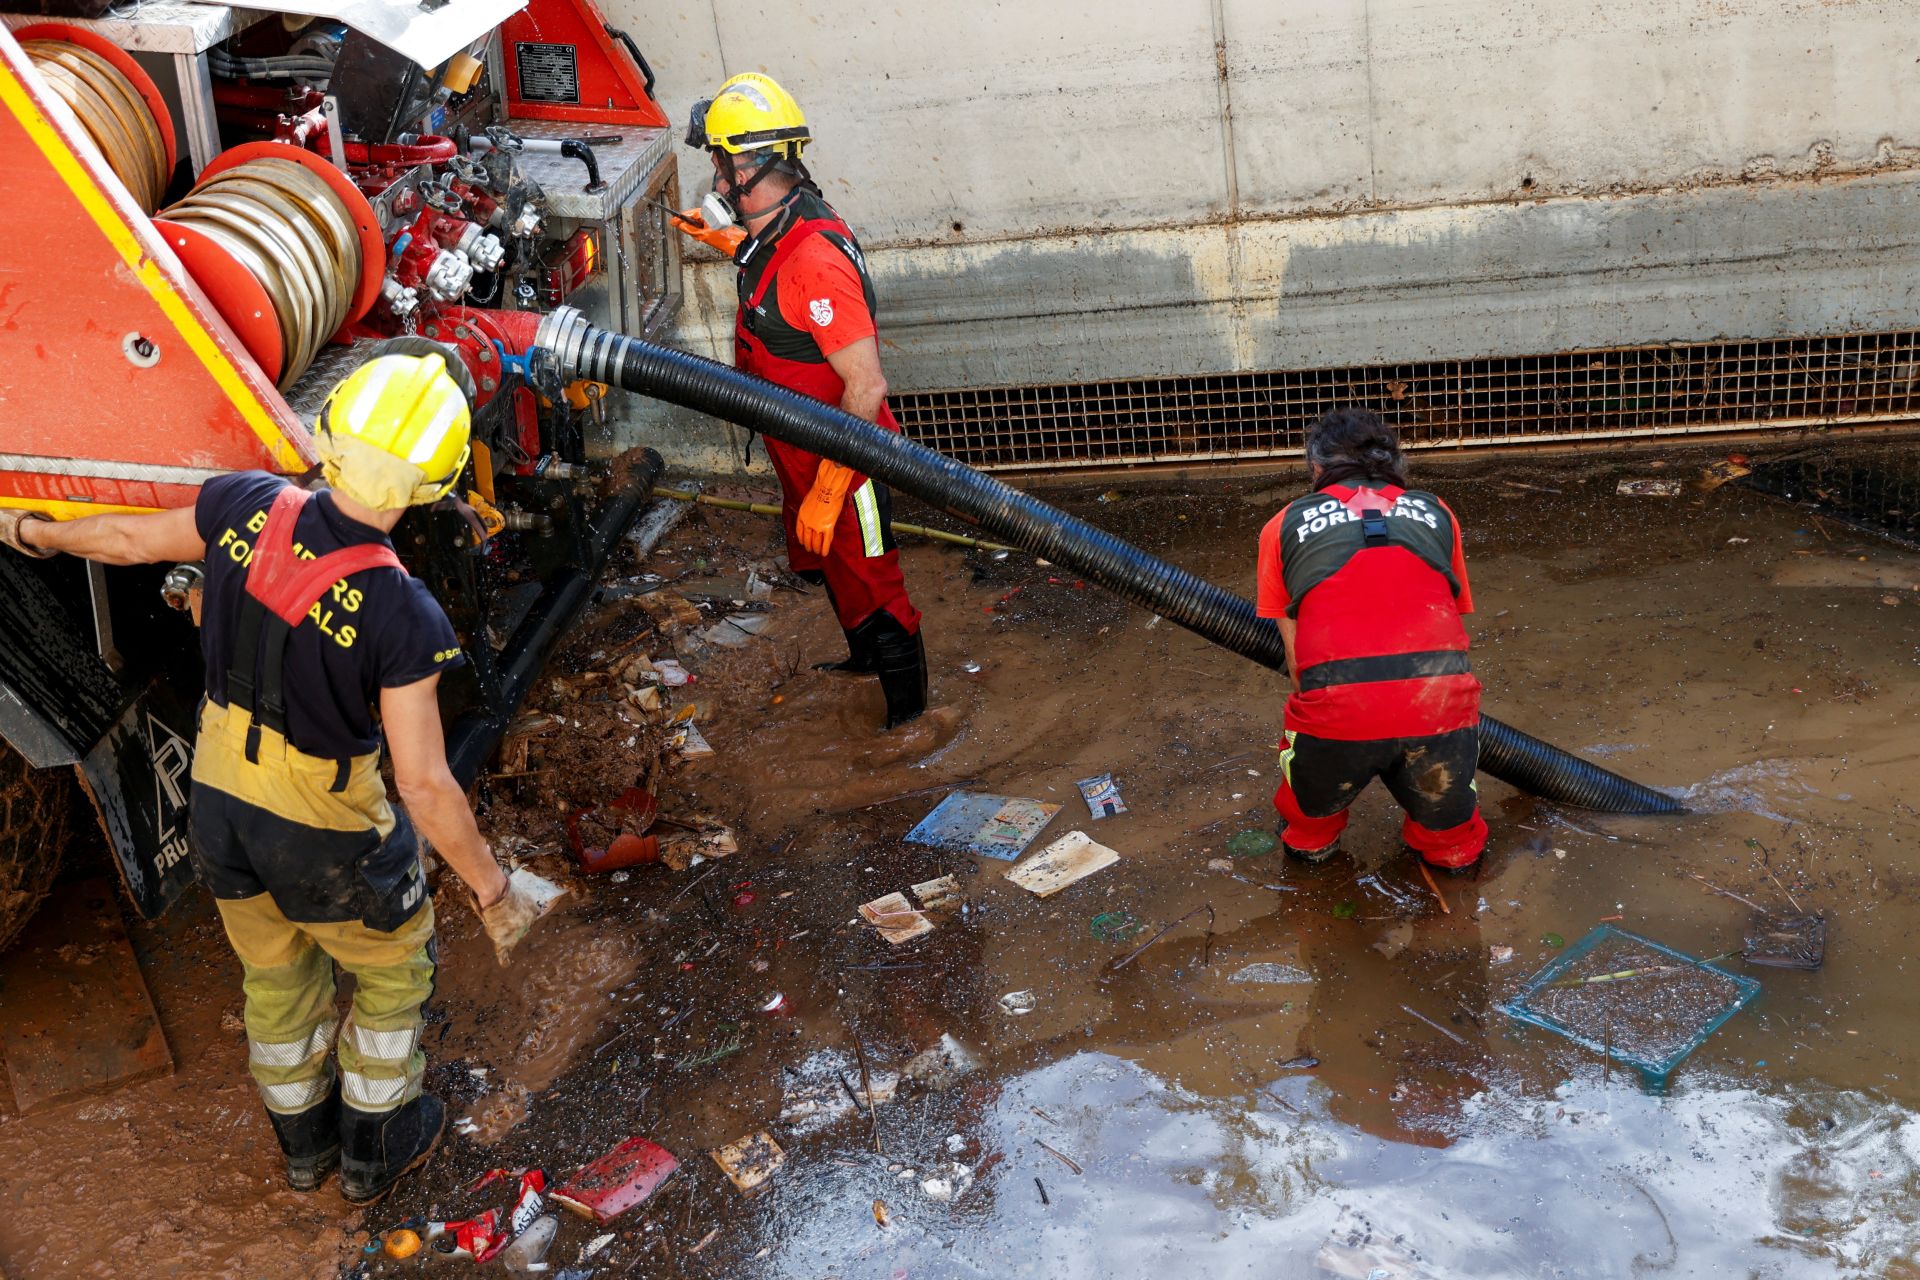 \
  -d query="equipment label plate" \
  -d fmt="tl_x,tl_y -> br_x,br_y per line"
517,42 -> 580,104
